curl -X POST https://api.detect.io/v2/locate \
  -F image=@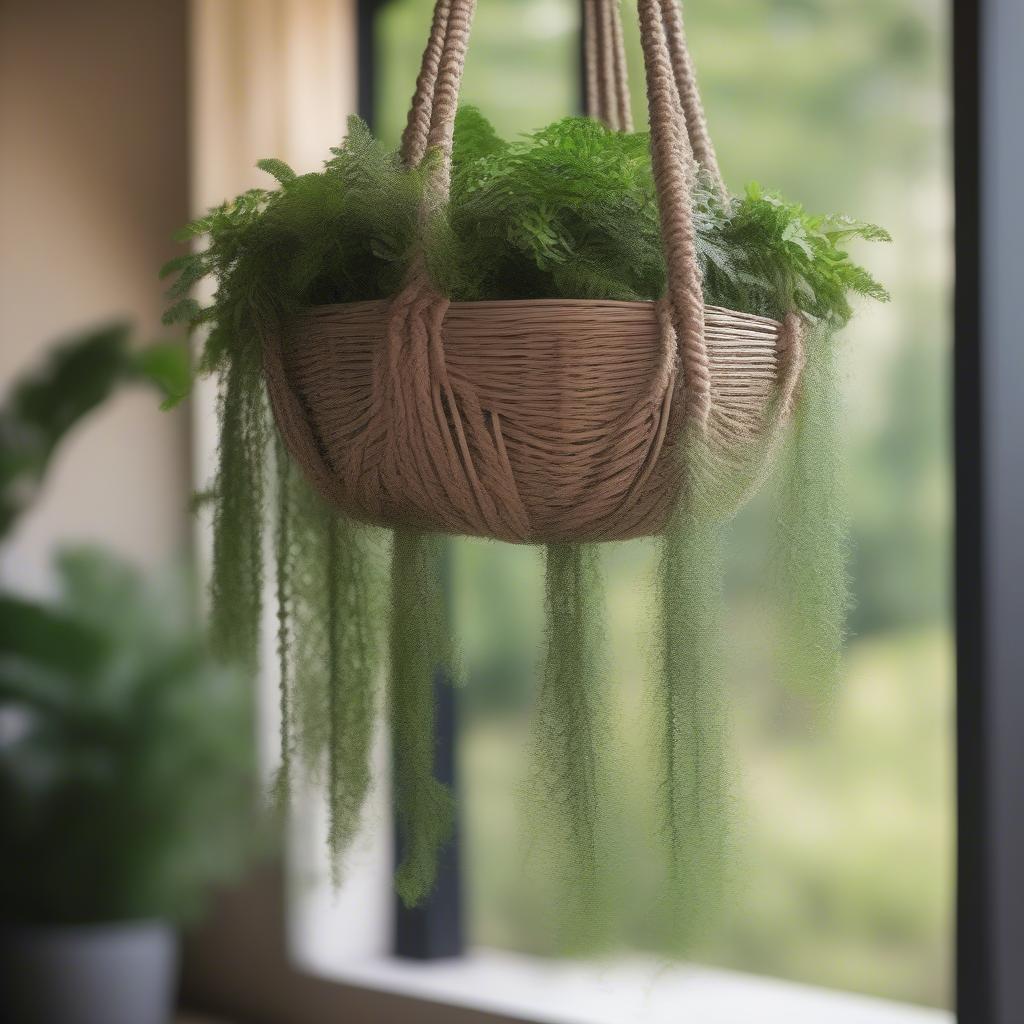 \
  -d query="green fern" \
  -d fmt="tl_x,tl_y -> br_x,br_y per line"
161,107 -> 888,932
164,107 -> 888,368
